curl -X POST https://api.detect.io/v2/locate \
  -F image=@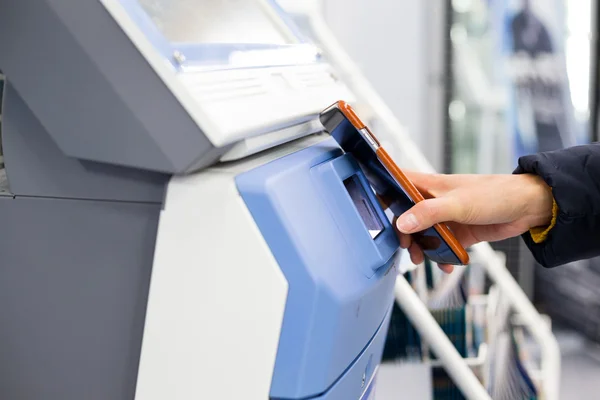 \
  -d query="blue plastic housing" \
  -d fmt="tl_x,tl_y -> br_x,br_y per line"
236,138 -> 399,399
